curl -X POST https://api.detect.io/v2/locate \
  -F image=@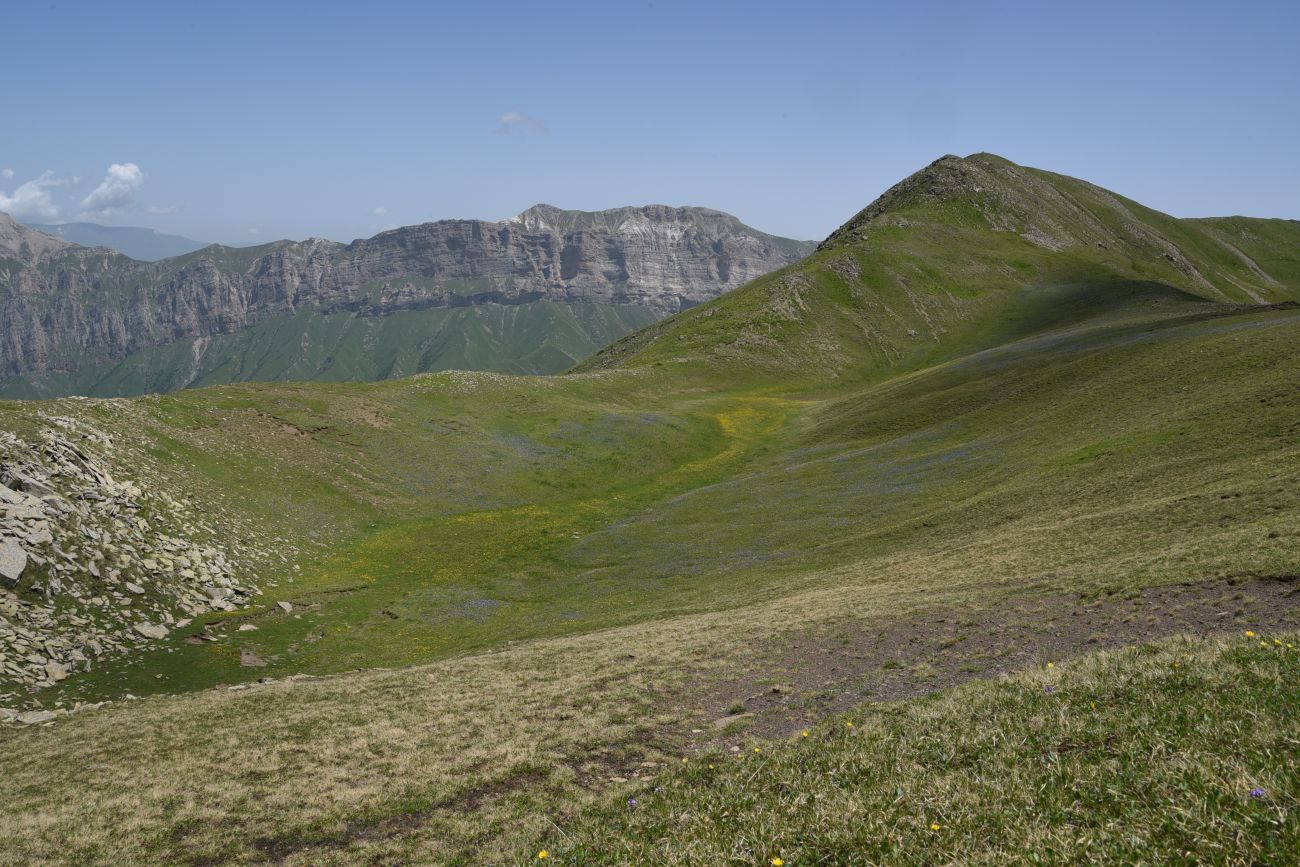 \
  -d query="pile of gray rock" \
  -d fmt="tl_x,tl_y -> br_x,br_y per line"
0,701 -> 107,725
0,414 -> 257,696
